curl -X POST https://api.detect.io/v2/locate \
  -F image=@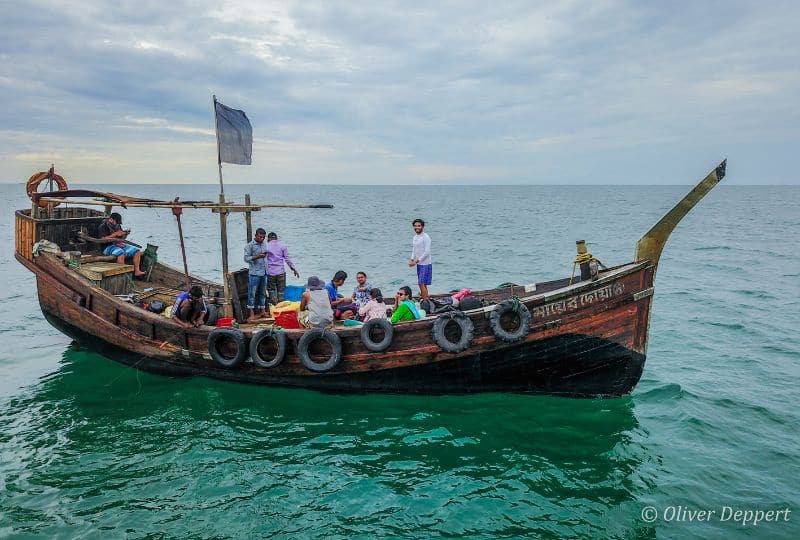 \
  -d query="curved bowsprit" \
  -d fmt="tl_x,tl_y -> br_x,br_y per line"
635,159 -> 727,269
